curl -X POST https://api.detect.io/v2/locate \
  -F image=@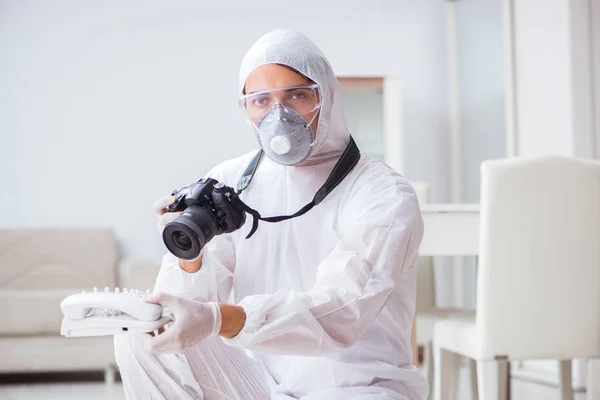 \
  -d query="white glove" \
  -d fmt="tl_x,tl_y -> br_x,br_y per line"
152,195 -> 181,233
142,292 -> 222,354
